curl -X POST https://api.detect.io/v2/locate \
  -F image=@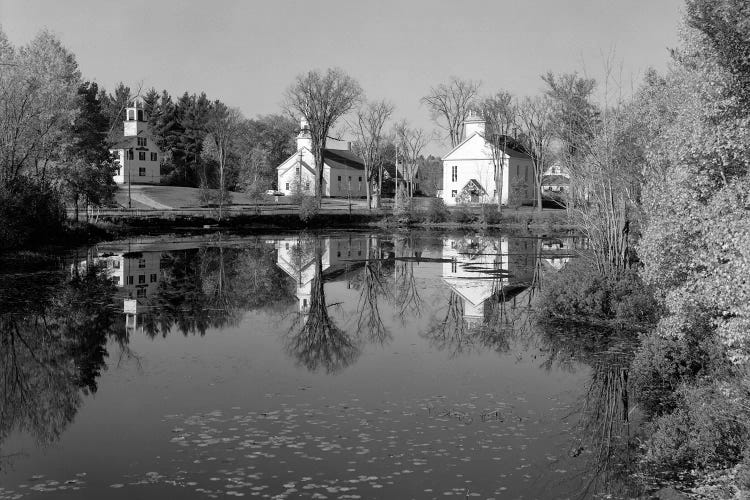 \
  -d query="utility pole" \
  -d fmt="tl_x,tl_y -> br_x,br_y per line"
128,148 -> 132,209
